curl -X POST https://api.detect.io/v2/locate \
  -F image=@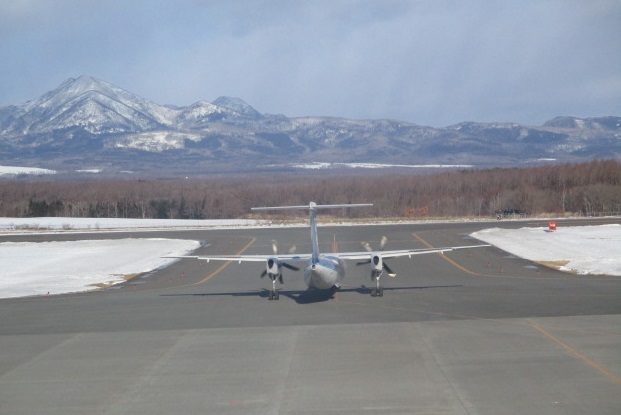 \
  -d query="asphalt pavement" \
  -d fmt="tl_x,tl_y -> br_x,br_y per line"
1,218 -> 620,414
